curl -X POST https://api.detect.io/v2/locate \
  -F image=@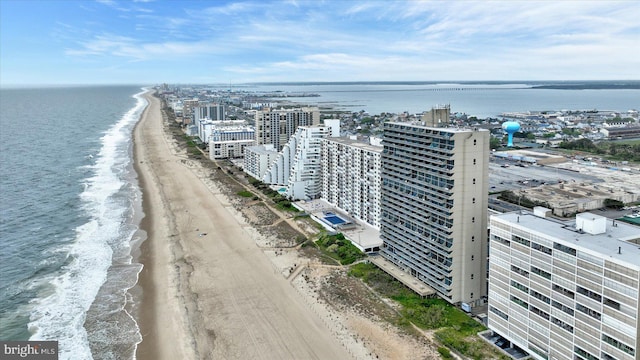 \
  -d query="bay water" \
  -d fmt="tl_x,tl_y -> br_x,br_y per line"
0,82 -> 638,359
